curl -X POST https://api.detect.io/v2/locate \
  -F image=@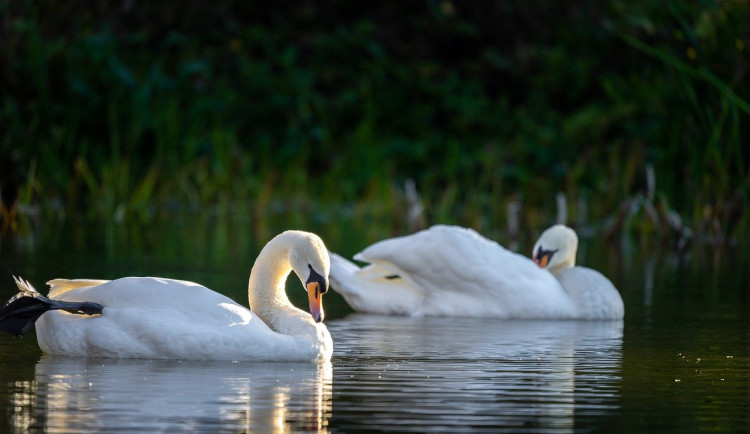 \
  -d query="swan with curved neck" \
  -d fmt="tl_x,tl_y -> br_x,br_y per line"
532,224 -> 624,320
248,231 -> 329,327
329,224 -> 624,319
0,230 -> 333,361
